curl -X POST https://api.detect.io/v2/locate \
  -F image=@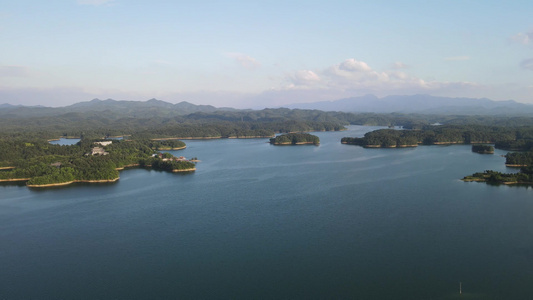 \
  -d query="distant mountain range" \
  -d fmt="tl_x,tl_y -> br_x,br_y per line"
0,98 -> 235,118
2,94 -> 533,116
285,94 -> 533,115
